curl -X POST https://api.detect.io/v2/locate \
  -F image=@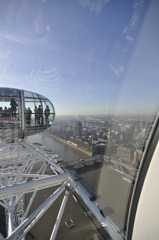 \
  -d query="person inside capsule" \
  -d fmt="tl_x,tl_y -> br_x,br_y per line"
10,98 -> 18,118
